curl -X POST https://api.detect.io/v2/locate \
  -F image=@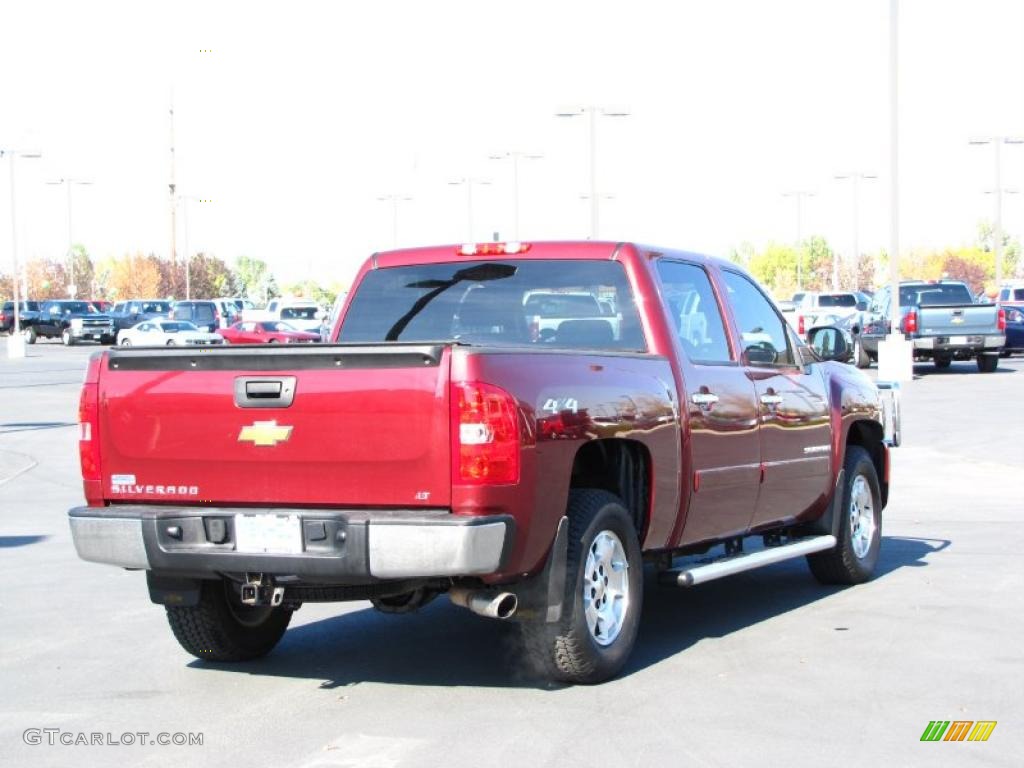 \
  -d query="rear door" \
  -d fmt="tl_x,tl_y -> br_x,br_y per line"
656,260 -> 762,545
719,270 -> 832,529
98,345 -> 453,507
